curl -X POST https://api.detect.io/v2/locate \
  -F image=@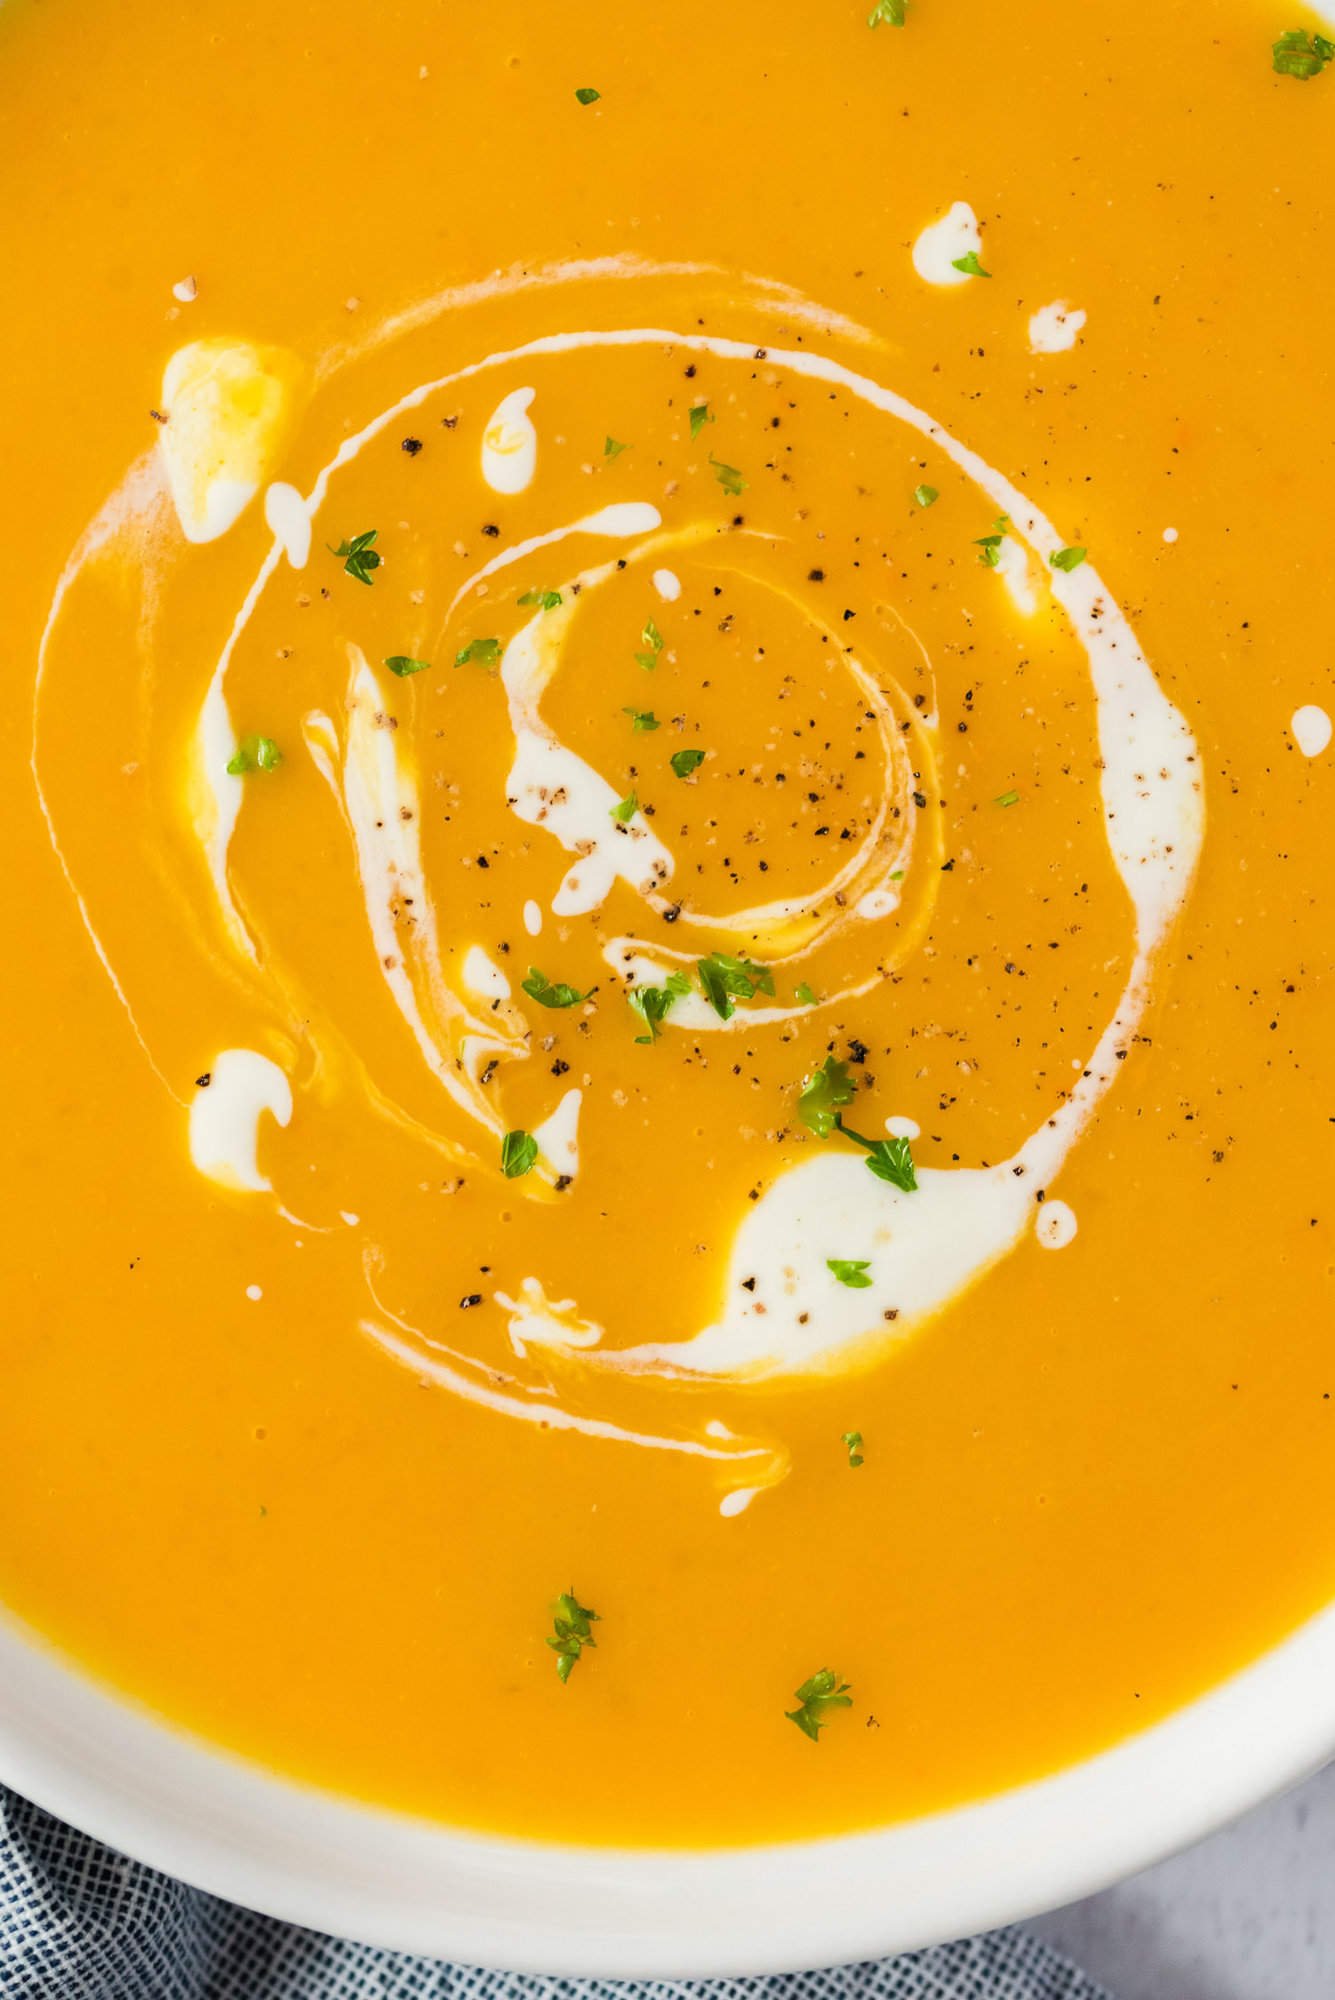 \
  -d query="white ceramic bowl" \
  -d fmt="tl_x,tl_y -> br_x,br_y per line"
3,1595 -> 1335,1975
